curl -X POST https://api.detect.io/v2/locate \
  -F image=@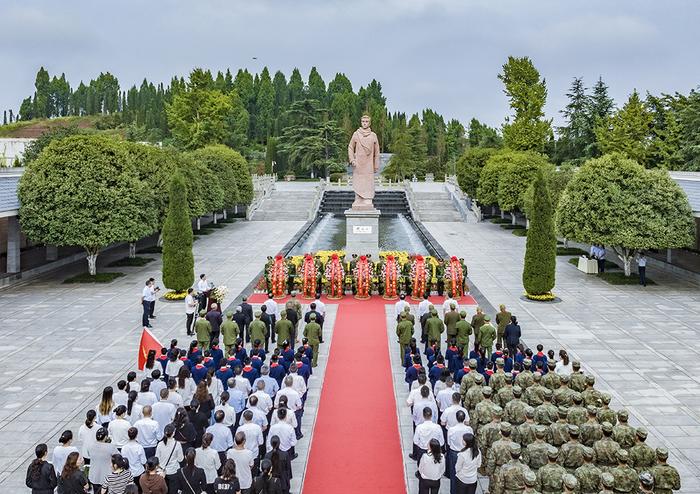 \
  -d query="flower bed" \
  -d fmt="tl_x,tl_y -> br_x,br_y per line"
163,290 -> 188,301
